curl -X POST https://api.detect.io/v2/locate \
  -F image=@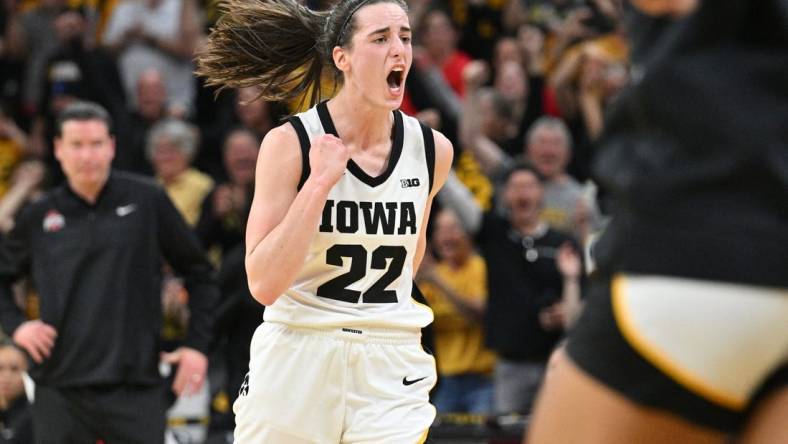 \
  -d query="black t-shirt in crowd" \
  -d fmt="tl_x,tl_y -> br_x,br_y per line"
477,211 -> 578,362
593,0 -> 788,288
0,172 -> 219,387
